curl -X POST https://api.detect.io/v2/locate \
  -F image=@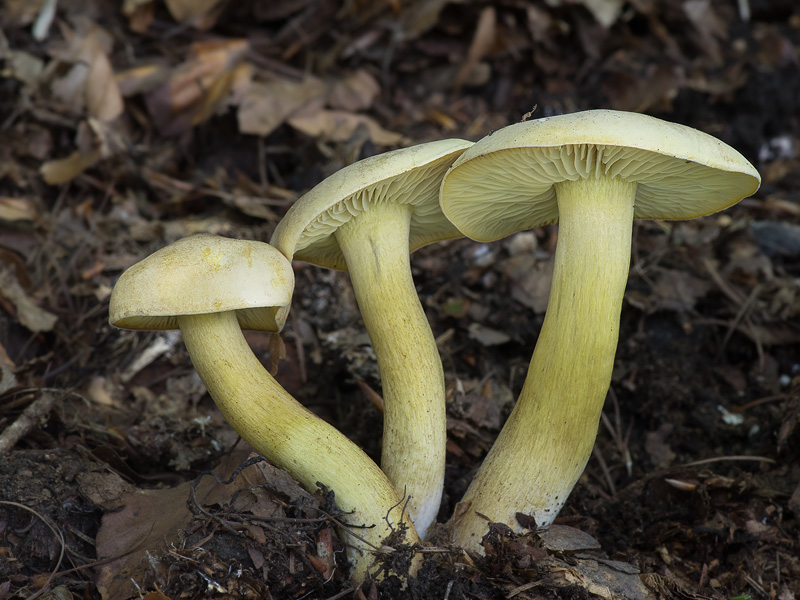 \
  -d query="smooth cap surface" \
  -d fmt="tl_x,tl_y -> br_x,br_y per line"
109,234 -> 294,331
440,109 -> 761,242
271,139 -> 473,270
